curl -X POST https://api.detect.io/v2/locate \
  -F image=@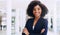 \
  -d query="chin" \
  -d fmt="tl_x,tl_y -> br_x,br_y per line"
35,16 -> 40,18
